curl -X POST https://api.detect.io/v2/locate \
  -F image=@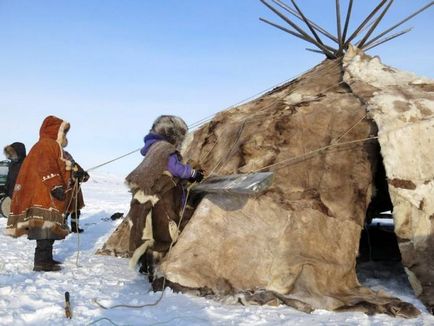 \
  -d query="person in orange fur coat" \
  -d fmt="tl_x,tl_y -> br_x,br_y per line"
7,115 -> 73,272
